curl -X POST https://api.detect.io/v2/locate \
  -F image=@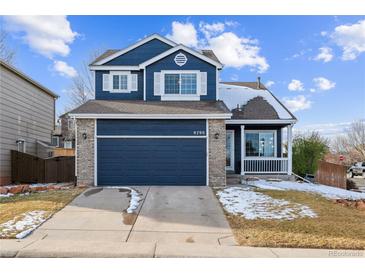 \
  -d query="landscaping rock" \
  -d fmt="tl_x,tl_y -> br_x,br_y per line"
355,200 -> 365,210
0,187 -> 8,194
8,185 -> 24,194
